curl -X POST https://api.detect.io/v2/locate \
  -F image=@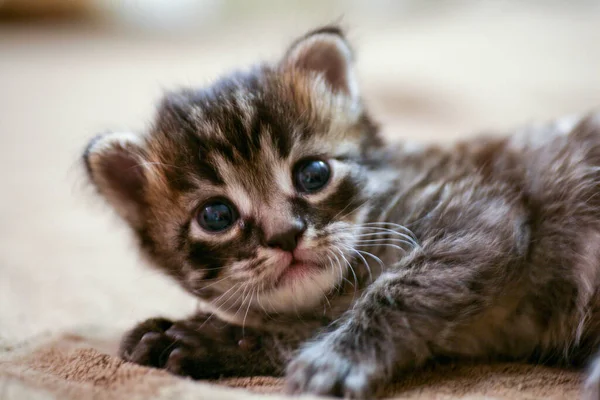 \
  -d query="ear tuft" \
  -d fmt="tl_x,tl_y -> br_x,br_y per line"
84,132 -> 147,227
282,25 -> 358,100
